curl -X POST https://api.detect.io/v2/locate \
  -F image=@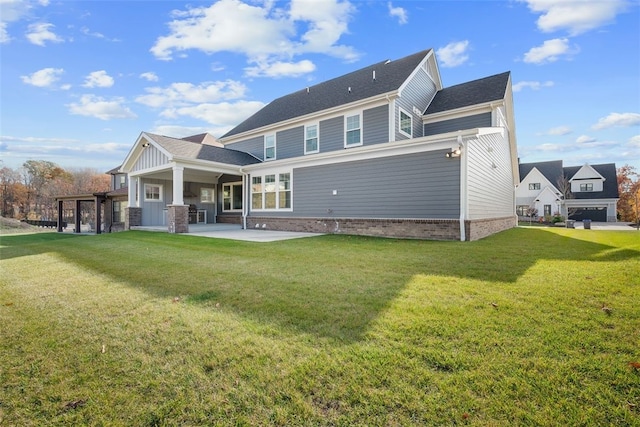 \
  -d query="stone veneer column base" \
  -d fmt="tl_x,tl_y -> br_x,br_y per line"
246,216 -> 517,241
125,207 -> 142,230
167,205 -> 189,233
